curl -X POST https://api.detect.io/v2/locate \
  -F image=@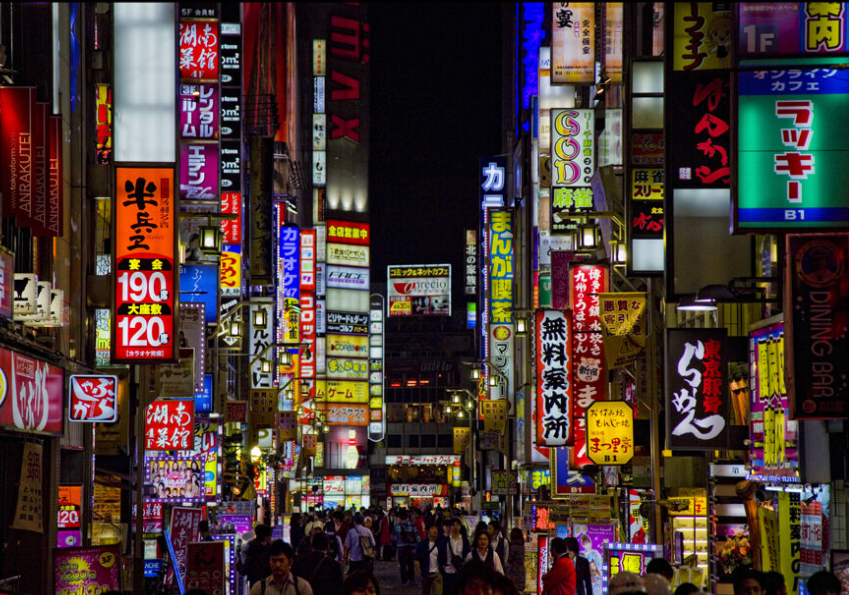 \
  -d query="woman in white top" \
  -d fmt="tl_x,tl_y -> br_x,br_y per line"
465,530 -> 504,574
